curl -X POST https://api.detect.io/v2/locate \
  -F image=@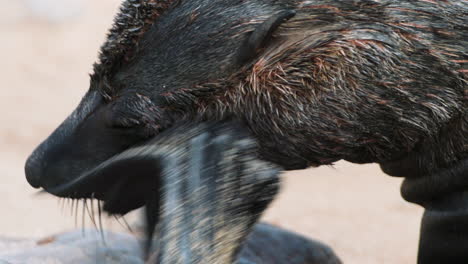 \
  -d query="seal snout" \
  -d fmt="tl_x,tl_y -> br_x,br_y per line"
25,152 -> 43,188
